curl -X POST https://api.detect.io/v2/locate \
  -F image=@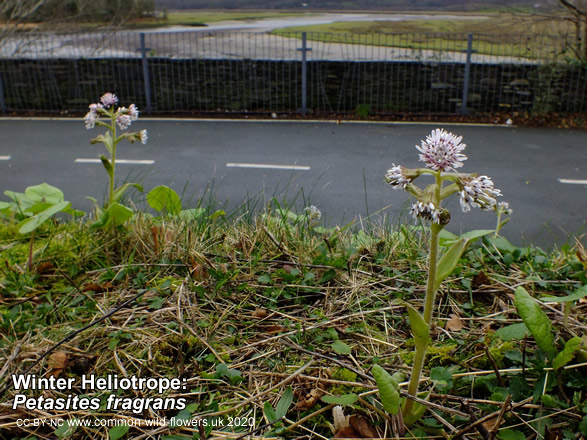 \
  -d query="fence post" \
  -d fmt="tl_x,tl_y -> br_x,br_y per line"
138,33 -> 153,113
297,32 -> 312,114
461,33 -> 474,115
0,73 -> 6,114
